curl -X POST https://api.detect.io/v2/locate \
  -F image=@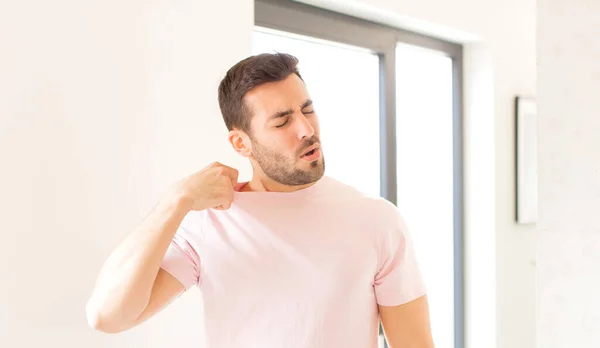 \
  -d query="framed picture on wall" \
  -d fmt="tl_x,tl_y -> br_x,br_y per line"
515,96 -> 538,224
